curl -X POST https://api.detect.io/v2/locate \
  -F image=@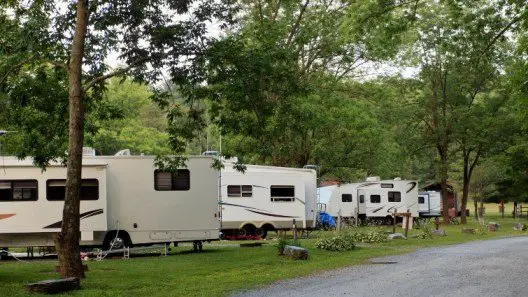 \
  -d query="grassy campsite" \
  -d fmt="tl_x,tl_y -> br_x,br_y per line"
2,204 -> 526,297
